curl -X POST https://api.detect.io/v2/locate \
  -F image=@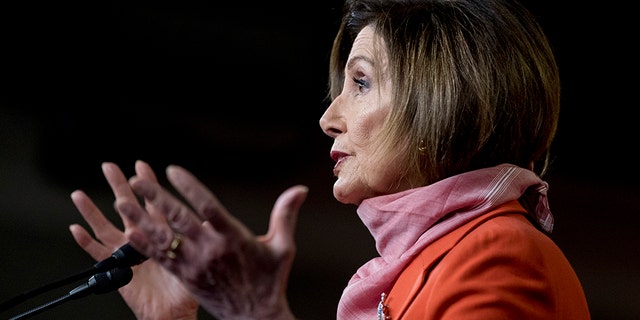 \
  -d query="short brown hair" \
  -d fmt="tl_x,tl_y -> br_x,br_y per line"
329,0 -> 560,188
